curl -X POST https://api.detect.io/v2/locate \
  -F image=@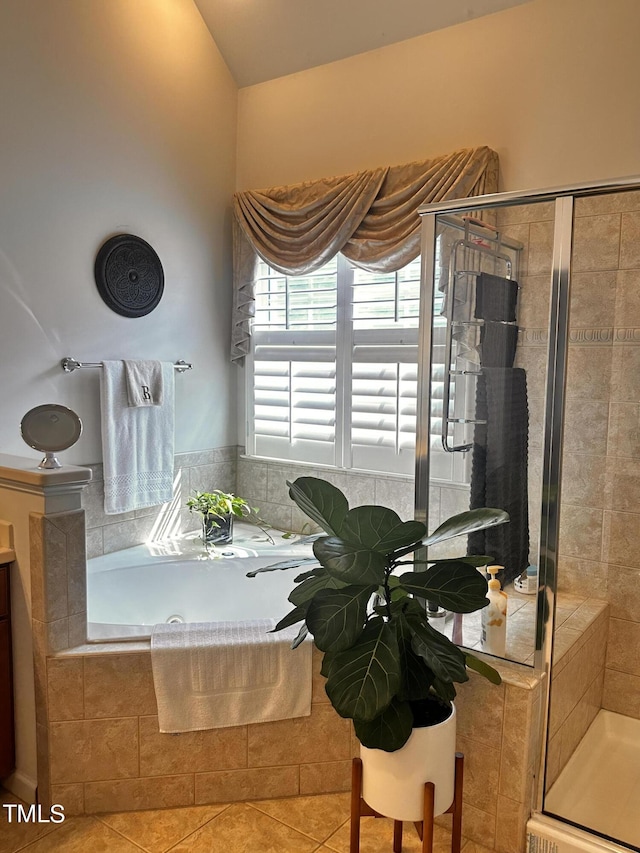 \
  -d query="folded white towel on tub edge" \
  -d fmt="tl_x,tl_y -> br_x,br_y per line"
150,619 -> 312,732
